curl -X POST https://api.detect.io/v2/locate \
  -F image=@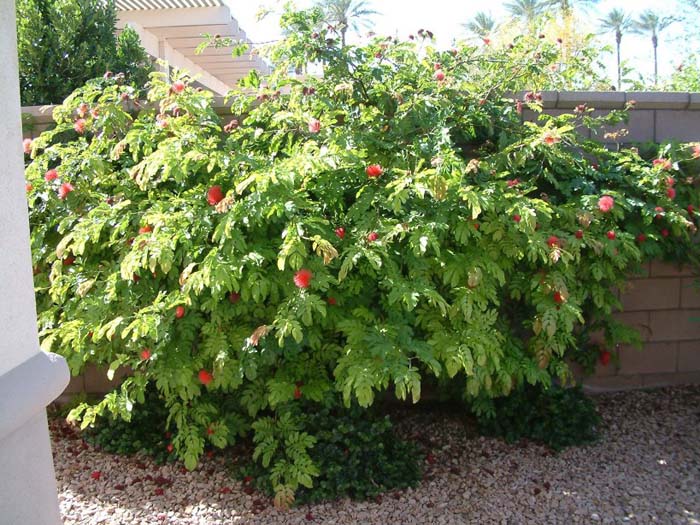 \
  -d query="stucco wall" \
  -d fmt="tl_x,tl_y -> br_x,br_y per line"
1,0 -> 68,521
